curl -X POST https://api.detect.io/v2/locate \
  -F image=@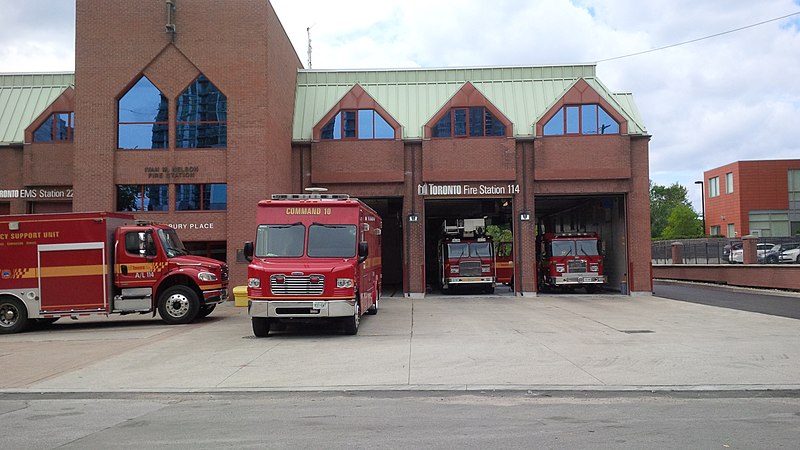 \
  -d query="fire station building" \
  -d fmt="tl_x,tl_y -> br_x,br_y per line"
0,0 -> 652,296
